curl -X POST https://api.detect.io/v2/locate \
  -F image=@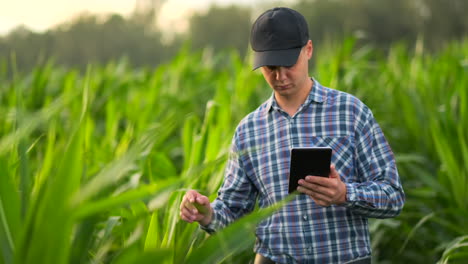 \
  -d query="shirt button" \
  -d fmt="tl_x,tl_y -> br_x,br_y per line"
303,215 -> 308,221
